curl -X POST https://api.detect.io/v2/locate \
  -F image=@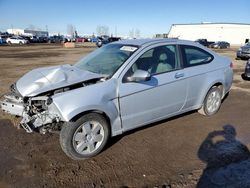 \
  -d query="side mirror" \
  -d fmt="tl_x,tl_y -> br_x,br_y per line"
126,70 -> 151,82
